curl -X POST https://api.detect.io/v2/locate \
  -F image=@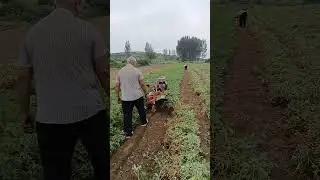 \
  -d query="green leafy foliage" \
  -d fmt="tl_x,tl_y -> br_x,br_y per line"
251,5 -> 320,179
189,63 -> 210,119
176,36 -> 207,60
173,108 -> 210,180
144,42 -> 156,60
137,59 -> 150,66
